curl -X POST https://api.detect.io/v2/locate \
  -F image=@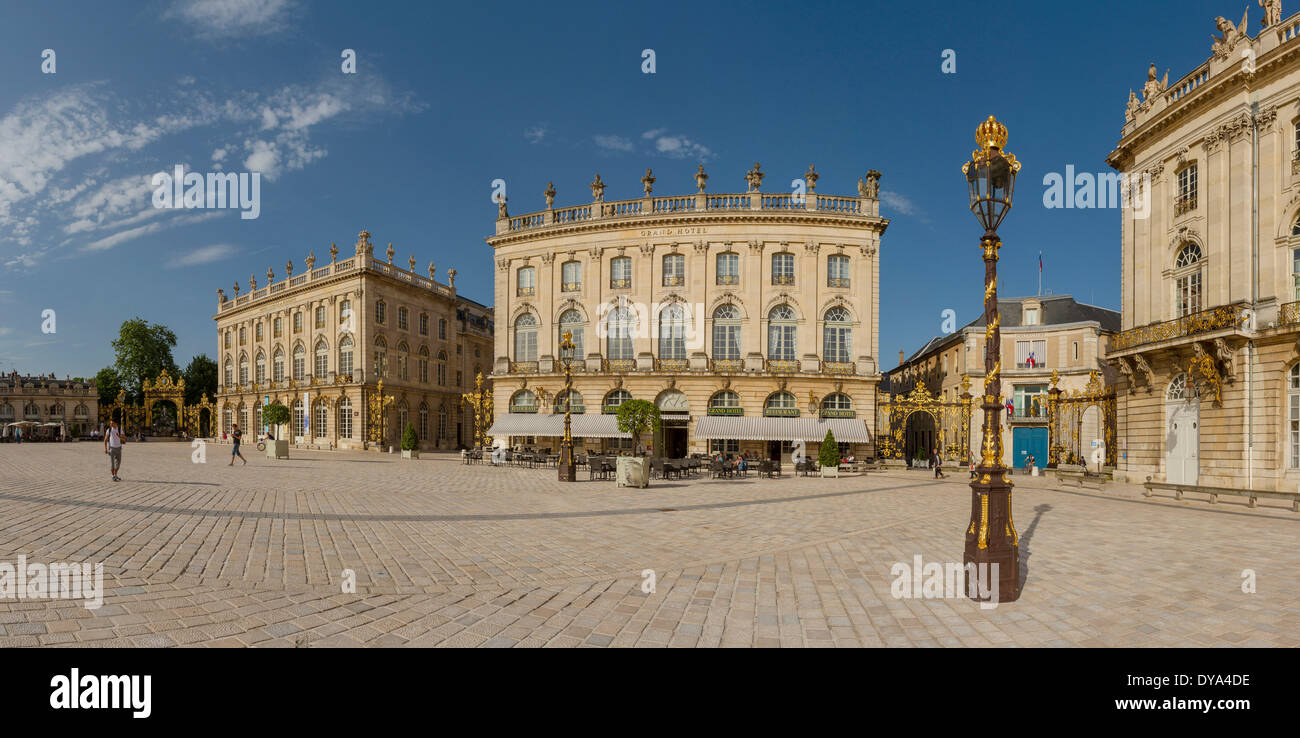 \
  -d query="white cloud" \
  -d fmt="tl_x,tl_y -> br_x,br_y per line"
166,243 -> 238,268
524,125 -> 547,144
164,0 -> 297,39
594,134 -> 634,152
880,189 -> 920,217
83,211 -> 224,252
